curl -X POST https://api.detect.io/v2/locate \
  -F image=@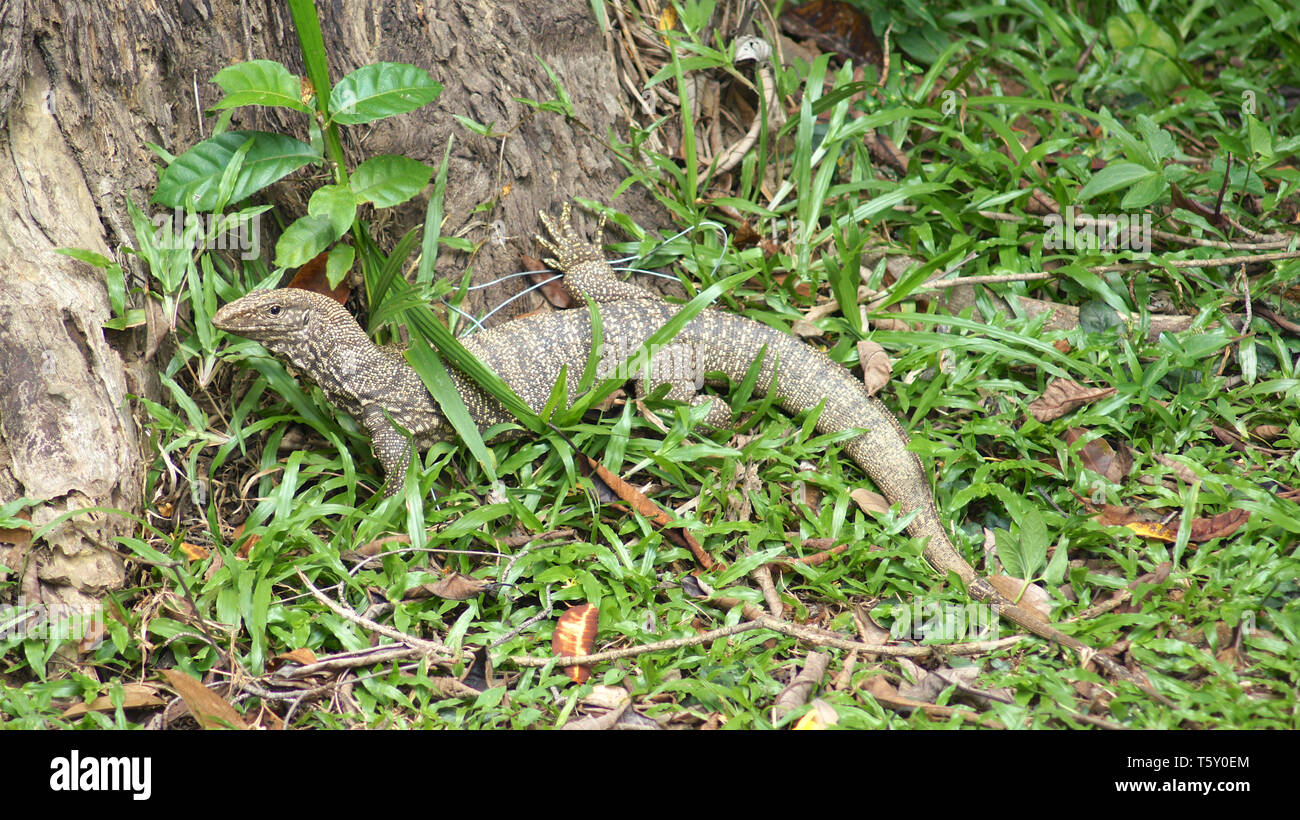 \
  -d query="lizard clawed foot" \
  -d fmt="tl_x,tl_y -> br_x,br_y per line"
535,200 -> 606,274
